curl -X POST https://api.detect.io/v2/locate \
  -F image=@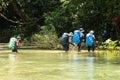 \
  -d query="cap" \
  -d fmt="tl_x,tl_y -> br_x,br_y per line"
79,28 -> 84,32
79,28 -> 83,31
16,36 -> 21,40
89,30 -> 94,34
62,33 -> 69,38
